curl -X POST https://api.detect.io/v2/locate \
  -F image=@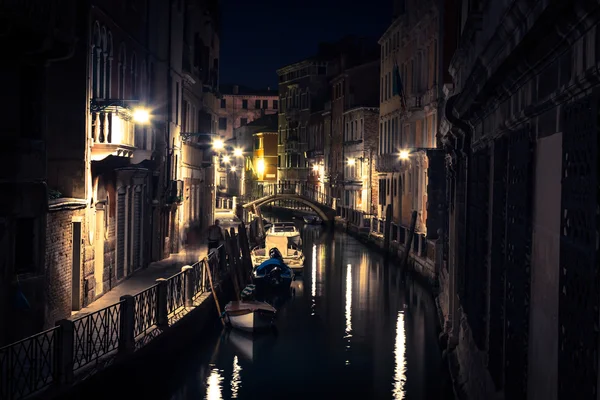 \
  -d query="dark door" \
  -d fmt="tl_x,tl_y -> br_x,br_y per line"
71,221 -> 82,311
